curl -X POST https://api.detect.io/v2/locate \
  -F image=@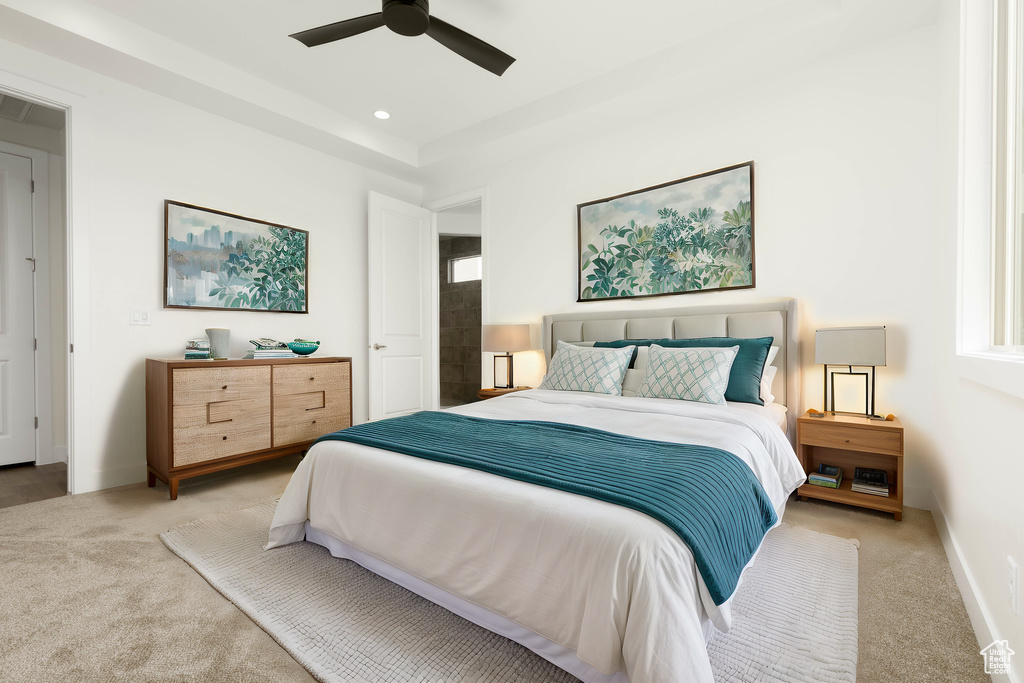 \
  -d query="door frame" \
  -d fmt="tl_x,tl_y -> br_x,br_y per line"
425,188 -> 489,401
0,140 -> 51,465
0,74 -> 94,494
